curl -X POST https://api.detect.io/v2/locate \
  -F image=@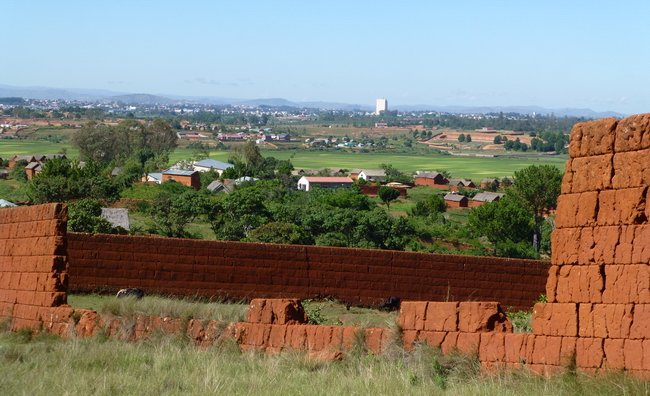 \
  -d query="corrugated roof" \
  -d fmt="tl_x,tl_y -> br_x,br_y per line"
473,192 -> 505,202
163,169 -> 197,176
444,193 -> 467,202
194,159 -> 234,170
416,172 -> 442,179
0,199 -> 17,207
